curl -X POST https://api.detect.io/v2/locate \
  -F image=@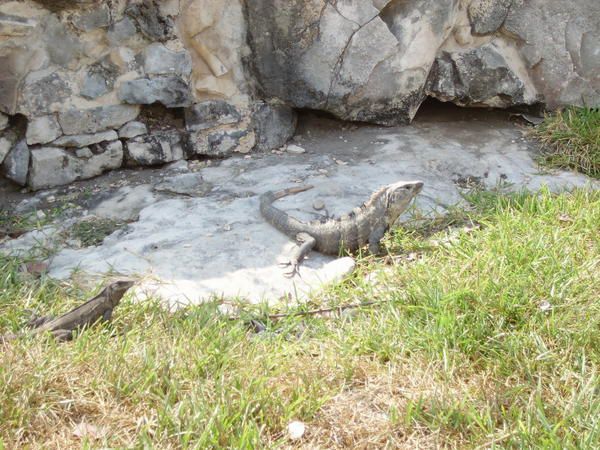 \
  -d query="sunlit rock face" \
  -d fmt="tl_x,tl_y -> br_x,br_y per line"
0,0 -> 598,189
